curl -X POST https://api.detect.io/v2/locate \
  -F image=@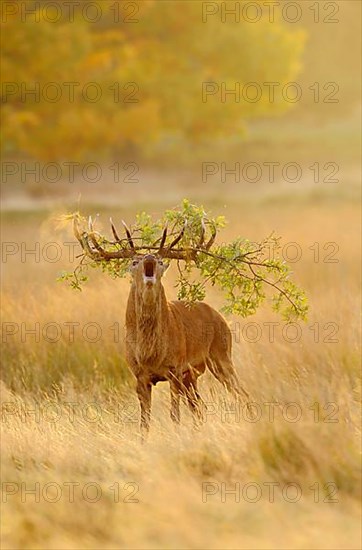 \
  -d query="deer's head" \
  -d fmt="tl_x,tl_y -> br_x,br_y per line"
129,254 -> 169,303
73,216 -> 215,306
